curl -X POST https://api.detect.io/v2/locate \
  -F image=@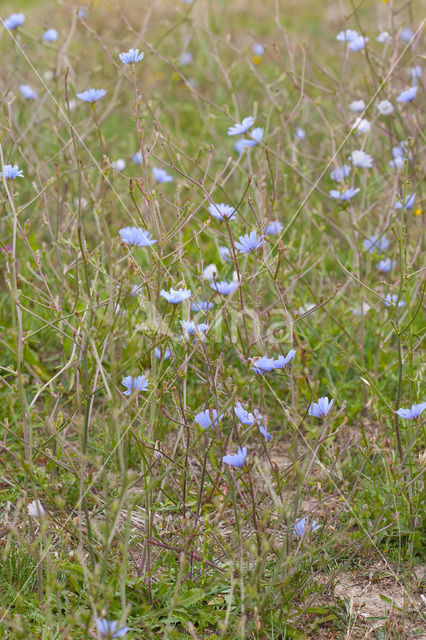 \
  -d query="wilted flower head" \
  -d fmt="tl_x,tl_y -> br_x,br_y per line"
395,402 -> 426,420
209,280 -> 238,295
3,13 -> 25,29
76,88 -> 107,103
235,230 -> 264,254
119,227 -> 156,246
152,167 -> 173,183
349,100 -> 365,113
264,220 -> 283,235
396,86 -> 417,103
294,517 -> 320,537
28,500 -> 45,518
394,193 -> 415,210
20,84 -> 38,100
96,618 -> 129,638
336,29 -> 359,42
234,401 -> 262,425
119,48 -> 144,64
208,202 -> 237,221
330,164 -> 351,181
122,375 -> 149,395
376,31 -> 389,43
43,28 -> 58,42
376,258 -> 395,273
227,116 -> 254,136
202,264 -> 218,281
160,287 -> 191,304
1,164 -> 24,180
384,293 -> 405,308
350,150 -> 373,168
353,117 -> 370,134
329,187 -> 360,201
222,446 -> 247,468
194,408 -> 223,429
377,99 -> 394,115
349,35 -> 368,51
180,320 -> 209,336
363,235 -> 389,252
309,397 -> 334,418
